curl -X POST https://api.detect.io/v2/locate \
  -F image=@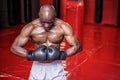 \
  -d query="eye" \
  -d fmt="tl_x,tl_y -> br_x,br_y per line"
49,22 -> 53,25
